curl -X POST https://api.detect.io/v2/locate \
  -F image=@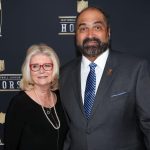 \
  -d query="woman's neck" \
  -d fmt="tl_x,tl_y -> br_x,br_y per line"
33,87 -> 56,108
